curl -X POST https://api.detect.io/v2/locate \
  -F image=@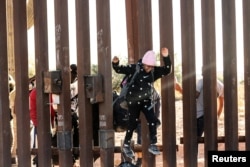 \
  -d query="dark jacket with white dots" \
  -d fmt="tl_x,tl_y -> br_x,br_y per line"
112,56 -> 172,103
